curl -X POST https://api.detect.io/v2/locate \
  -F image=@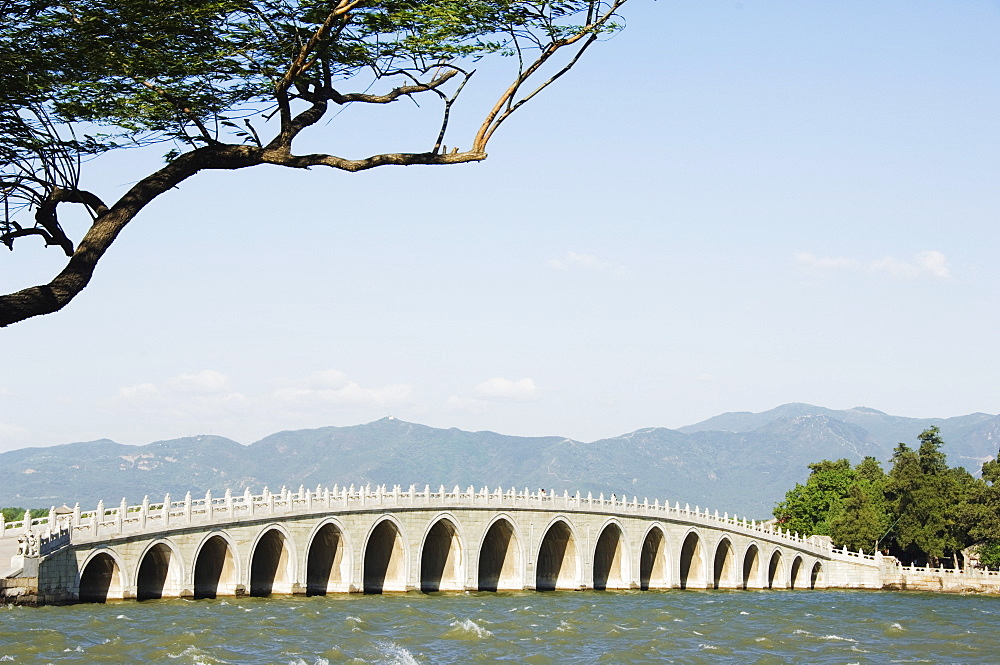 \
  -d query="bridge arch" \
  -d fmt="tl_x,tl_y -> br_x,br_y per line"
742,542 -> 763,589
679,529 -> 709,589
810,560 -> 824,589
78,548 -> 126,603
639,523 -> 671,590
192,531 -> 240,599
593,518 -> 631,590
767,548 -> 785,589
419,513 -> 466,592
363,515 -> 408,593
135,539 -> 184,600
249,523 -> 297,596
535,516 -> 582,590
789,555 -> 808,589
305,517 -> 352,595
477,513 -> 524,591
712,536 -> 738,589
